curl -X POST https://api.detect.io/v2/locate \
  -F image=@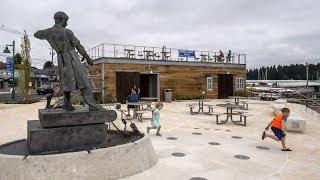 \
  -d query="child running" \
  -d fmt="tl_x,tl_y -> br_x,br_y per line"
262,107 -> 292,151
147,102 -> 163,136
